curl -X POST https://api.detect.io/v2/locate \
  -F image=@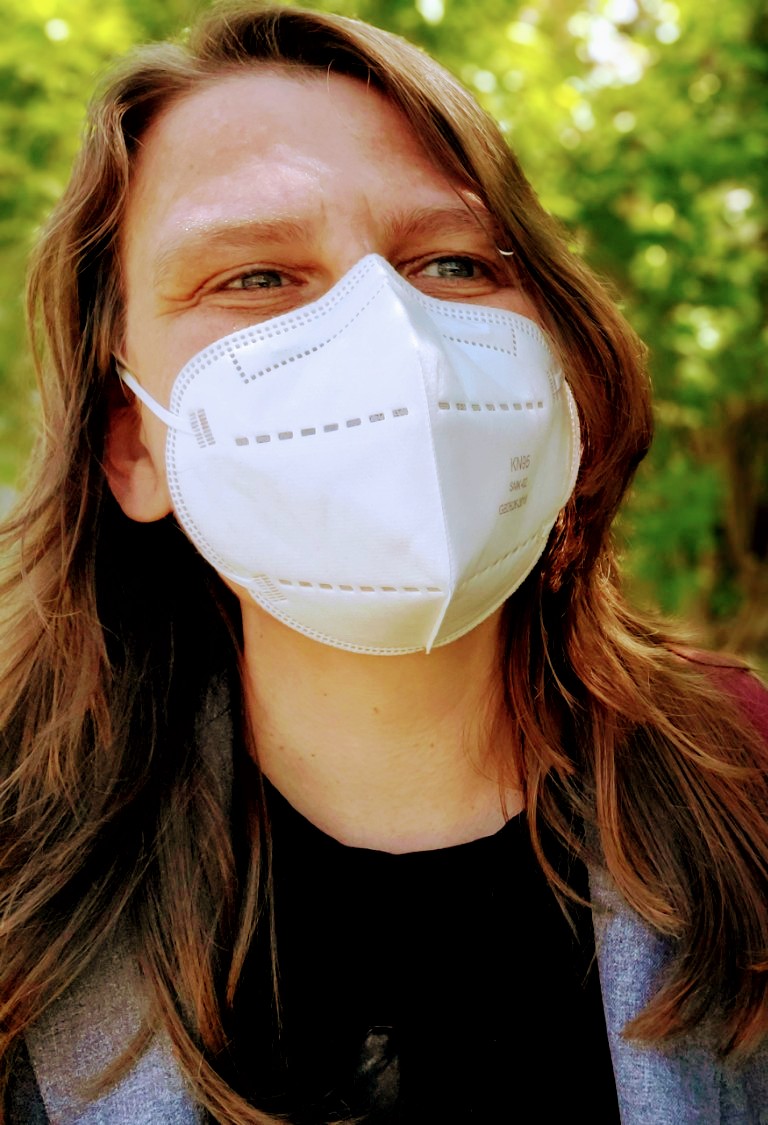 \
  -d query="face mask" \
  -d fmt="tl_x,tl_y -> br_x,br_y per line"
119,254 -> 580,655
